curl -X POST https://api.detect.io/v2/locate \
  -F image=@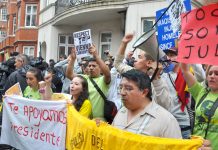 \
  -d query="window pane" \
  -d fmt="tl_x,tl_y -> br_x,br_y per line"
101,44 -> 110,52
32,6 -> 37,14
31,15 -> 36,26
26,6 -> 31,14
30,48 -> 34,56
101,44 -> 110,60
68,36 -> 73,44
1,8 -> 7,21
59,36 -> 66,44
24,47 -> 28,54
26,15 -> 30,26
101,33 -> 111,42
59,46 -> 65,56
143,20 -> 153,33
